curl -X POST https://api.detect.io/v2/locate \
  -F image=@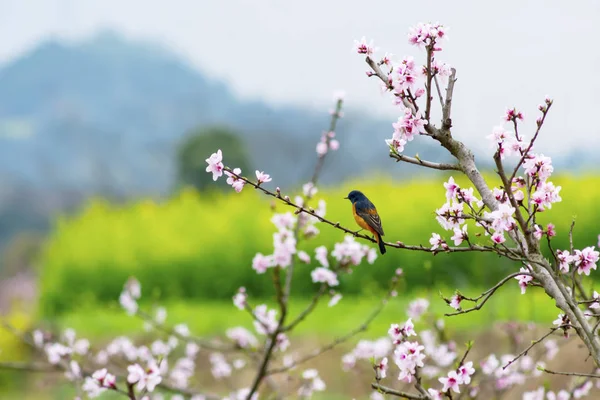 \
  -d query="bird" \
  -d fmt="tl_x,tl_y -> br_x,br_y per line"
344,190 -> 386,255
